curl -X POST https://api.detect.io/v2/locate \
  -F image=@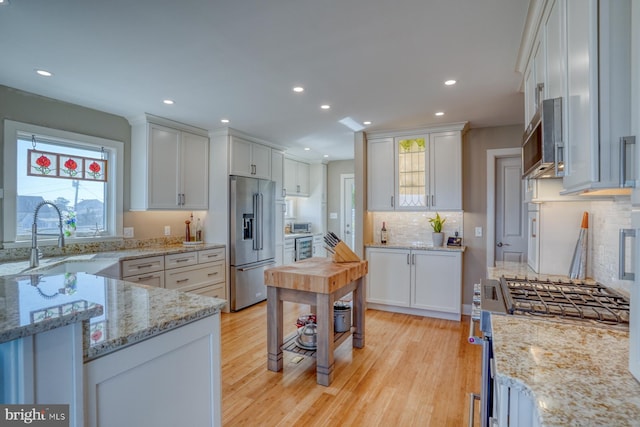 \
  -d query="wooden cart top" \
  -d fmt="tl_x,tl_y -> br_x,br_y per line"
264,258 -> 368,294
